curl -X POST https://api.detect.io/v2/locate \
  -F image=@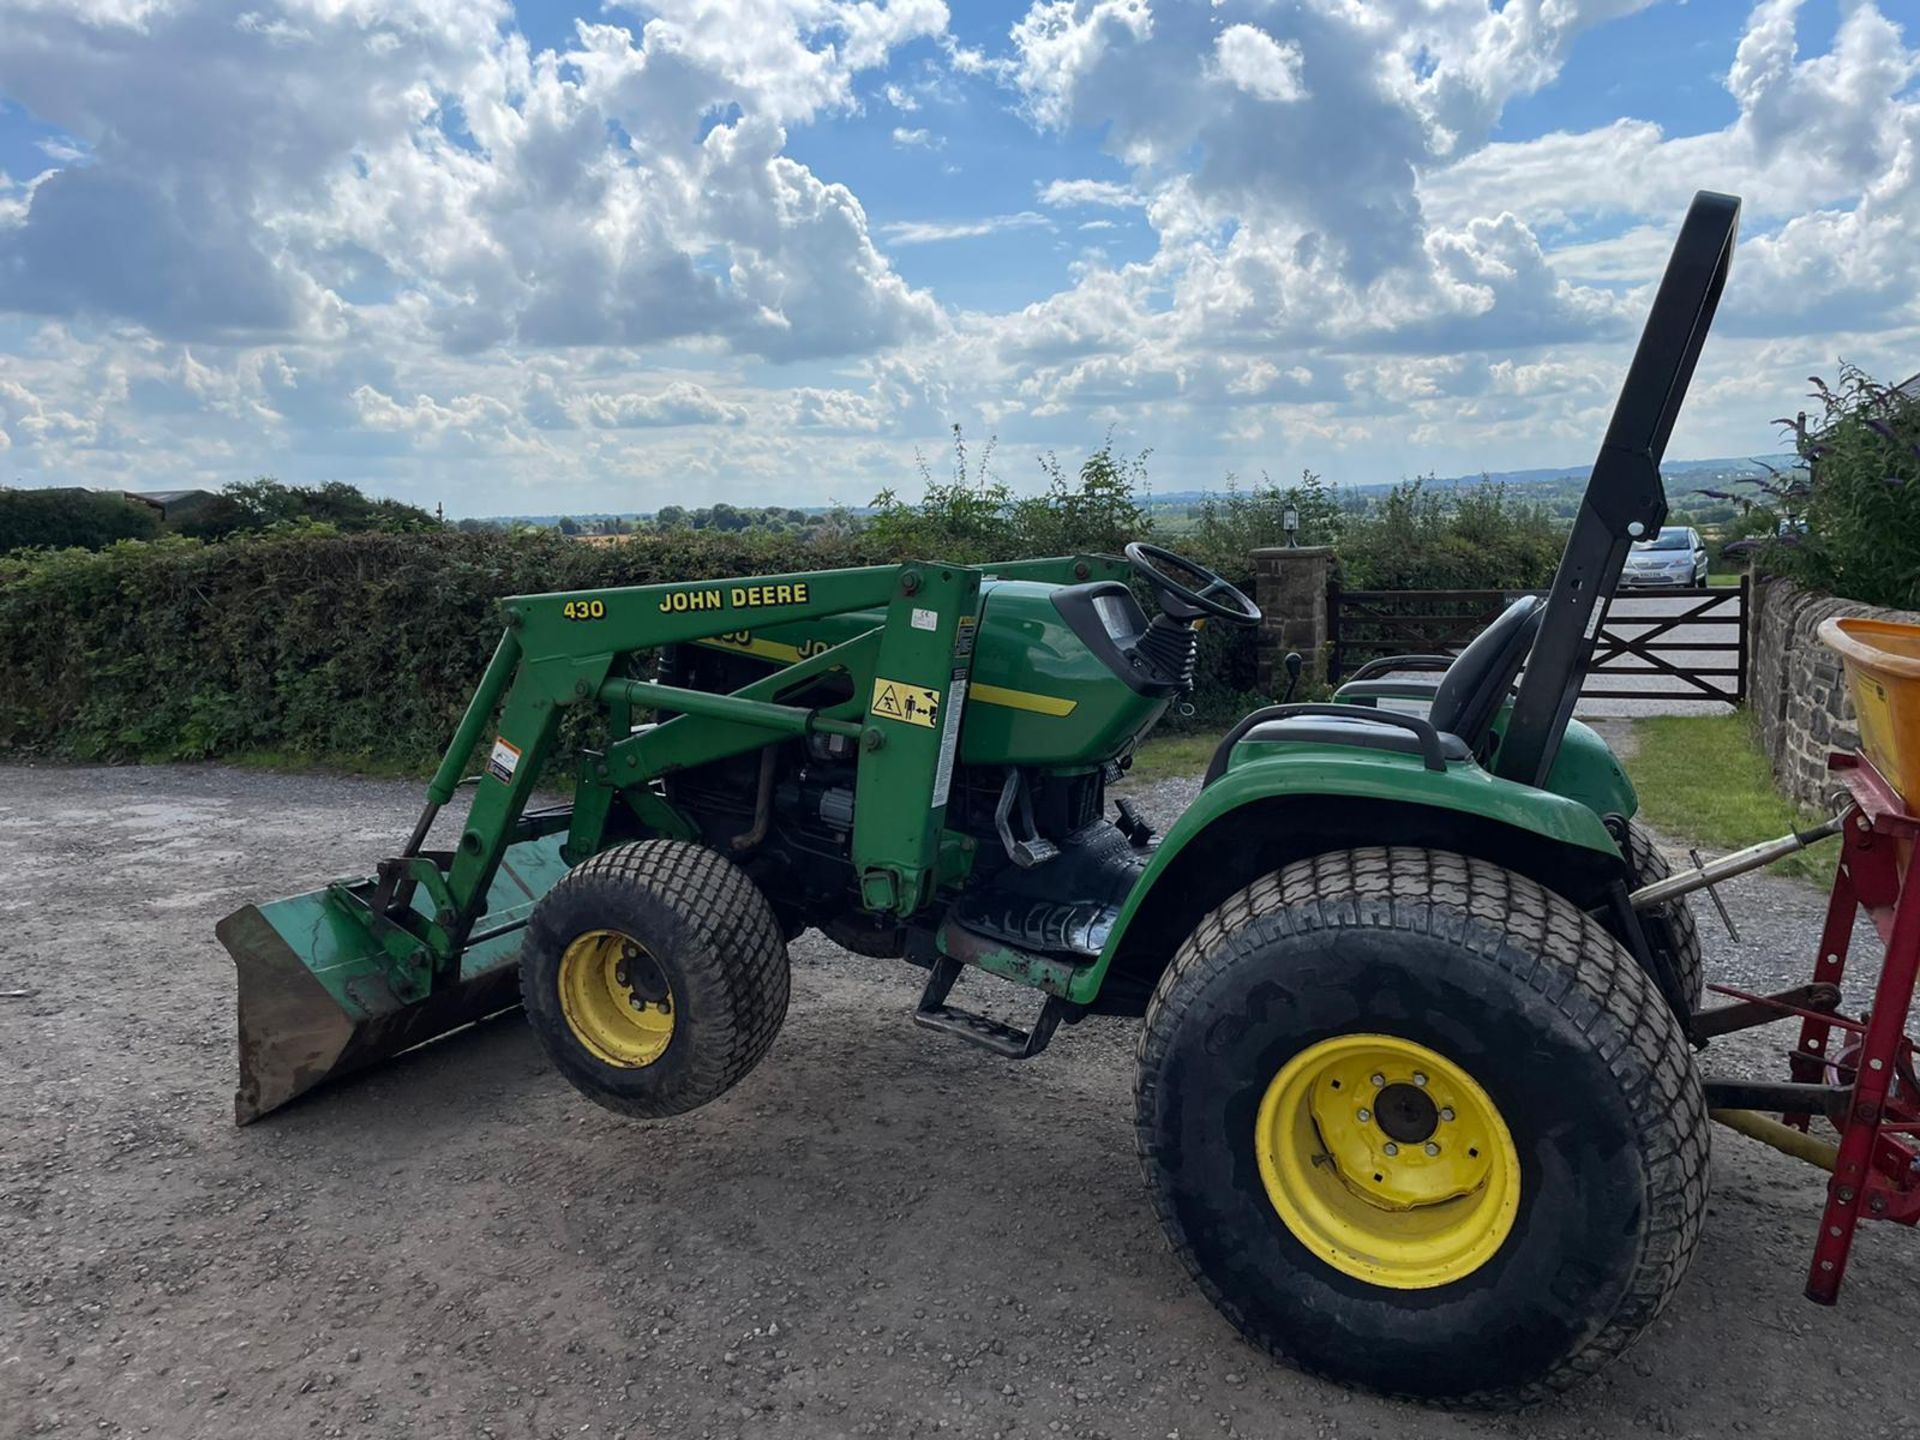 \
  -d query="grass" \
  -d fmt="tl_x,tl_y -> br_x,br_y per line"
1622,713 -> 1832,881
1122,731 -> 1221,783
1706,571 -> 1742,588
